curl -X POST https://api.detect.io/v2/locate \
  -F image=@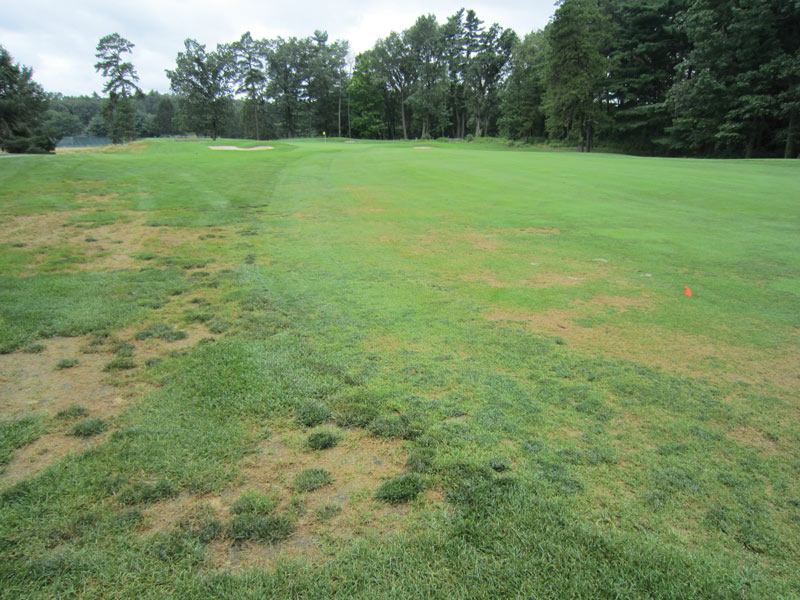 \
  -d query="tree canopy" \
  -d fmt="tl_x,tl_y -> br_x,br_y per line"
0,46 -> 55,153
